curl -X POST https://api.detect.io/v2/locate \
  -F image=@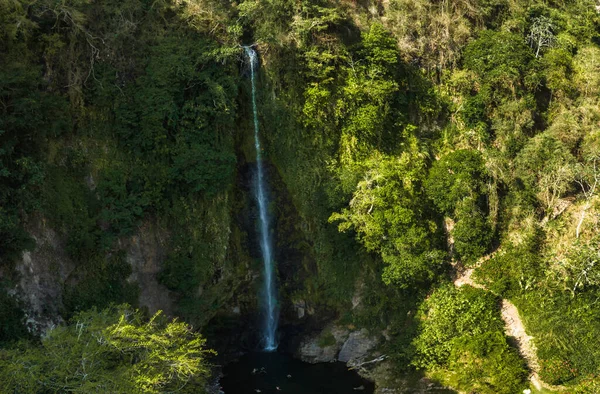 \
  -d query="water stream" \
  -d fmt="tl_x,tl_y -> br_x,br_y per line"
245,46 -> 278,351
